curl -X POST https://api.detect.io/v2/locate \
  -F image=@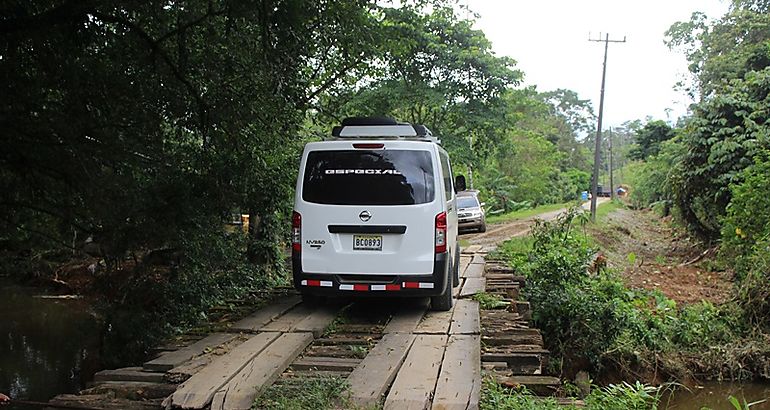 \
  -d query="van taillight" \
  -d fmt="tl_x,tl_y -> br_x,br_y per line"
435,212 -> 447,253
292,211 -> 301,252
